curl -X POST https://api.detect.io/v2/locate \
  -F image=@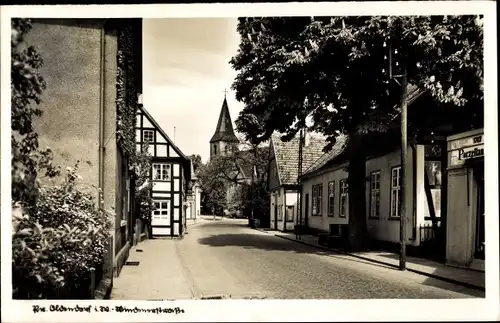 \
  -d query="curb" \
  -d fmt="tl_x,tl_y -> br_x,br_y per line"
254,228 -> 271,234
275,234 -> 485,292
